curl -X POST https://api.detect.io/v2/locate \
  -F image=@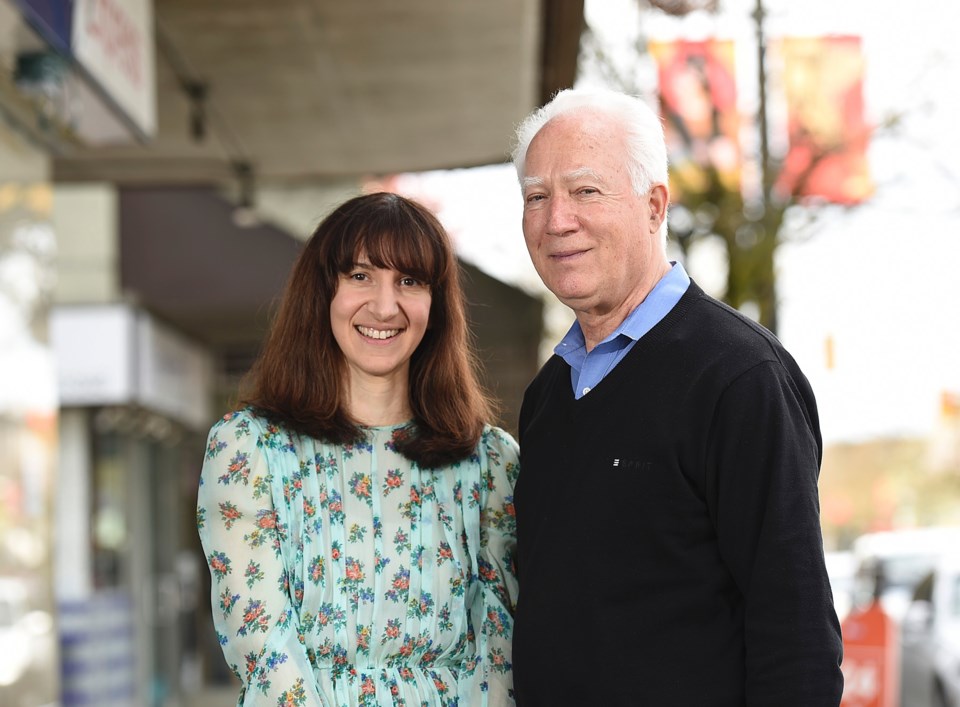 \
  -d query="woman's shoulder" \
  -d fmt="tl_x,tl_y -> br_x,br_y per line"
480,425 -> 519,453
206,408 -> 298,448
479,425 -> 520,470
207,407 -> 263,437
